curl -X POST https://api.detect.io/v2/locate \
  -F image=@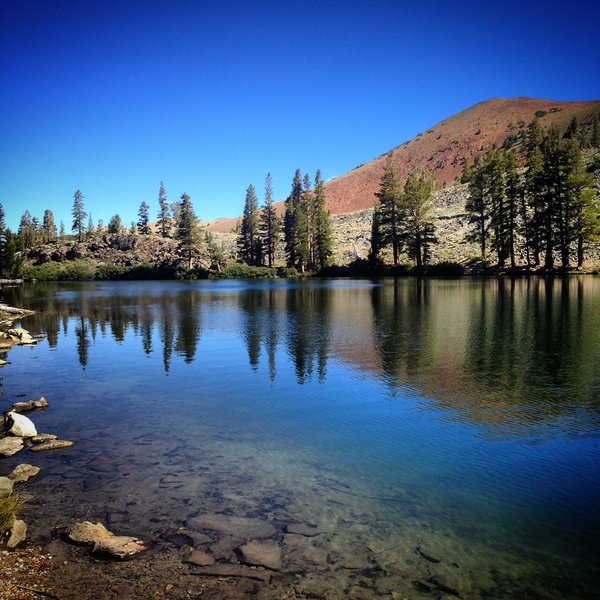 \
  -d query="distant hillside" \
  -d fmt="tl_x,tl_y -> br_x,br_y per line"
206,97 -> 600,233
